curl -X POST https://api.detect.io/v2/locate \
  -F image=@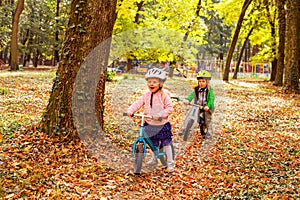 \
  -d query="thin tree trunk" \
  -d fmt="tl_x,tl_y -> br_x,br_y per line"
10,0 -> 24,71
54,0 -> 61,66
223,0 -> 252,81
274,0 -> 286,86
233,27 -> 254,79
183,0 -> 202,41
265,0 -> 278,81
134,1 -> 144,24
